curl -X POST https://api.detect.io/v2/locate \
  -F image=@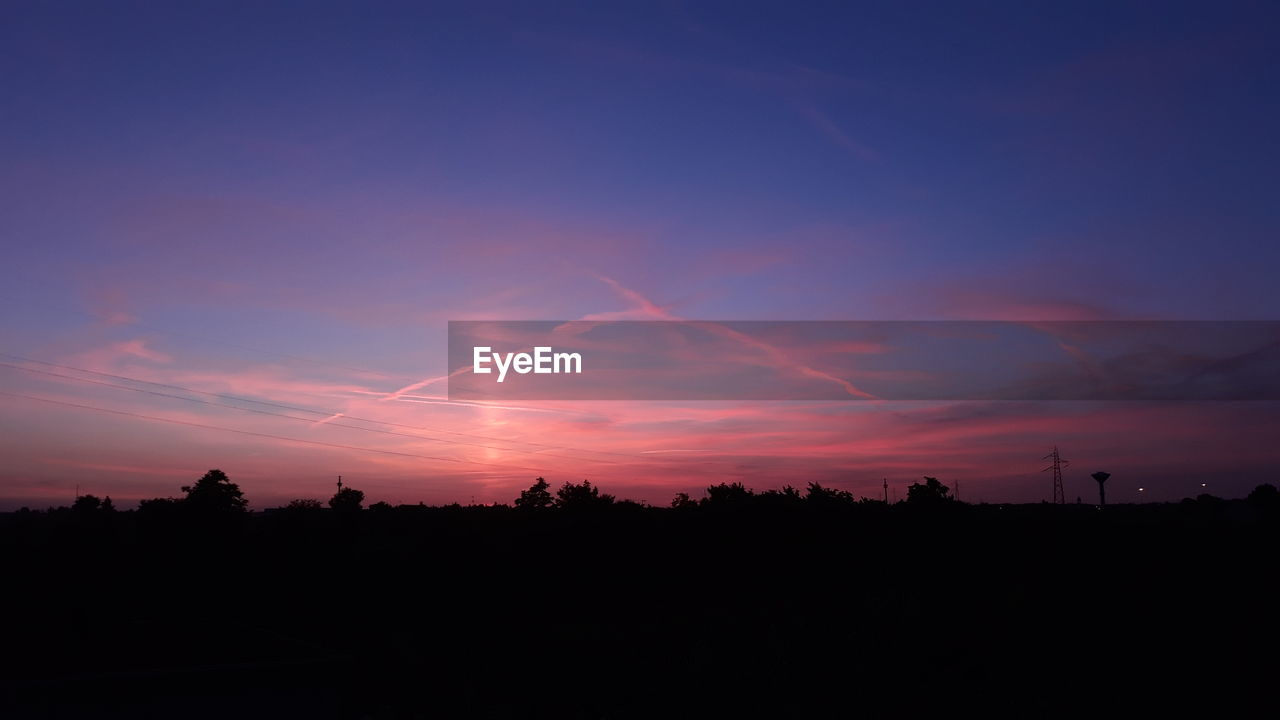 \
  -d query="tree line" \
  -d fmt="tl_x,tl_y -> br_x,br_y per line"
37,468 -> 1280,516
